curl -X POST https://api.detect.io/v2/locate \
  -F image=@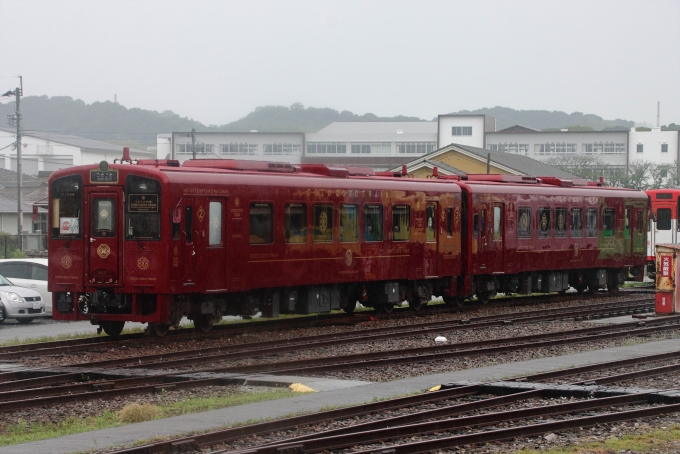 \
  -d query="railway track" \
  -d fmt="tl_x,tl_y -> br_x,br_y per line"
0,298 -> 664,413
